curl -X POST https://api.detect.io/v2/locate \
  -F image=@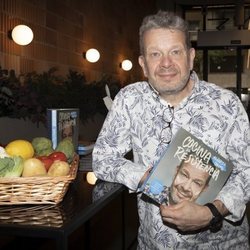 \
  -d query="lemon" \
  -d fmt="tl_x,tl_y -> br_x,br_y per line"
5,139 -> 34,159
